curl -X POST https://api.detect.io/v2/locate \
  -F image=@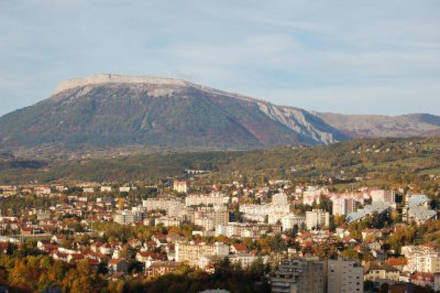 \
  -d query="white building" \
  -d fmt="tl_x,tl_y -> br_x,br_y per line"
281,214 -> 306,231
100,186 -> 112,193
173,181 -> 188,193
332,198 -> 355,216
175,241 -> 229,267
239,193 -> 290,224
185,192 -> 229,207
306,209 -> 330,230
370,189 -> 395,203
142,198 -> 185,216
402,245 -> 440,273
302,186 -> 329,206
113,210 -> 142,225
